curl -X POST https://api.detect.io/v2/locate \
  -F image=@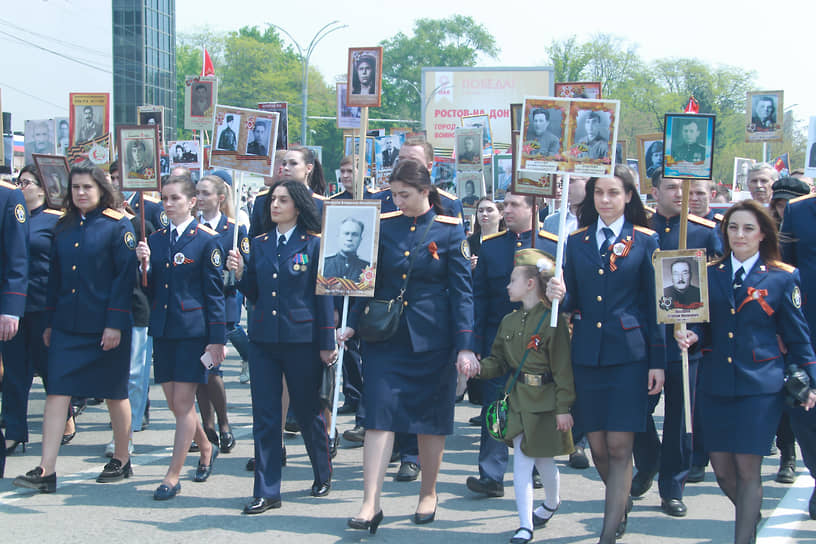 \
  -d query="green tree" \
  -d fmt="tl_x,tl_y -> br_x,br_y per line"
378,16 -> 500,123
